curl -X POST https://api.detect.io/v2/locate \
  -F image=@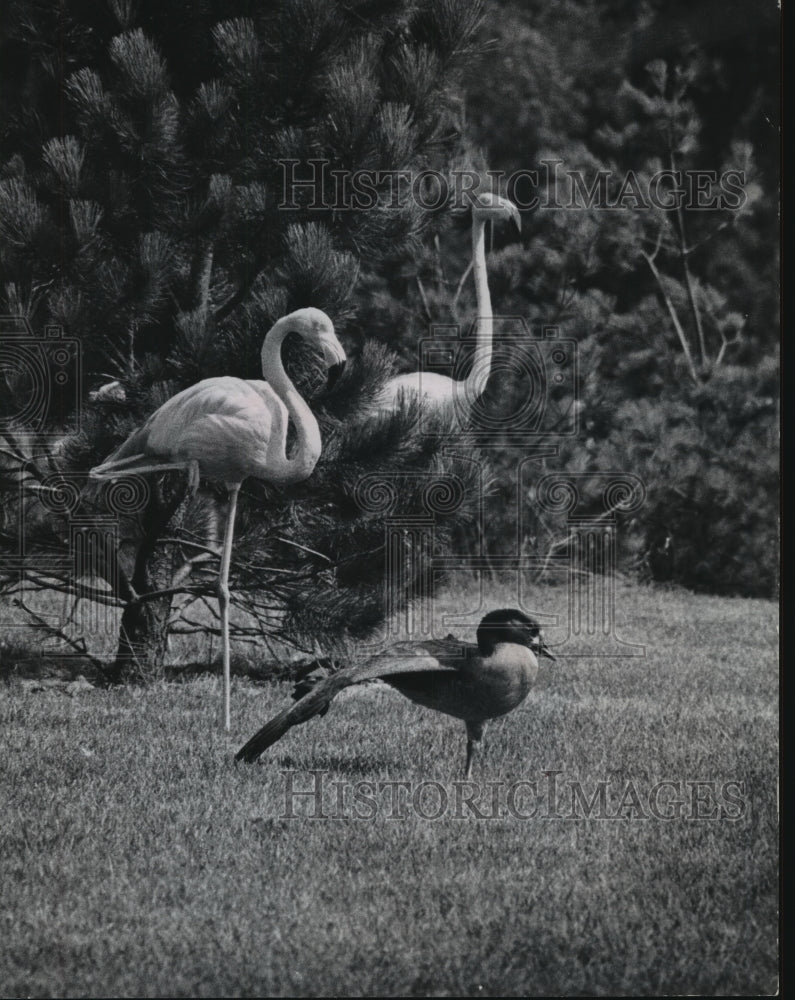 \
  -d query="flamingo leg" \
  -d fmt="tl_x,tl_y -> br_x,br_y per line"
186,459 -> 200,496
218,483 -> 240,731
170,461 -> 213,587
